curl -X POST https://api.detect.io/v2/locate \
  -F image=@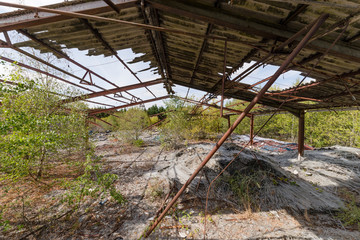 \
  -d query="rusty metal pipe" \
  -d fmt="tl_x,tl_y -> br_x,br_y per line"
145,13 -> 328,237
298,110 -> 305,157
250,114 -> 254,146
